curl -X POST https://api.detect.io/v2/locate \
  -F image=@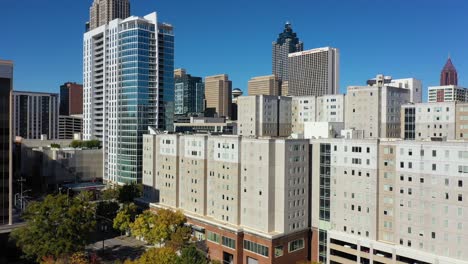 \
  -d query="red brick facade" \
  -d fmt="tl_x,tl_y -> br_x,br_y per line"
187,217 -> 310,264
